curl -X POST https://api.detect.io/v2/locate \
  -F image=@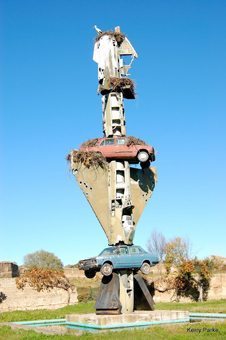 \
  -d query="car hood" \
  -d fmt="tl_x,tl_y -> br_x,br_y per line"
79,257 -> 96,262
